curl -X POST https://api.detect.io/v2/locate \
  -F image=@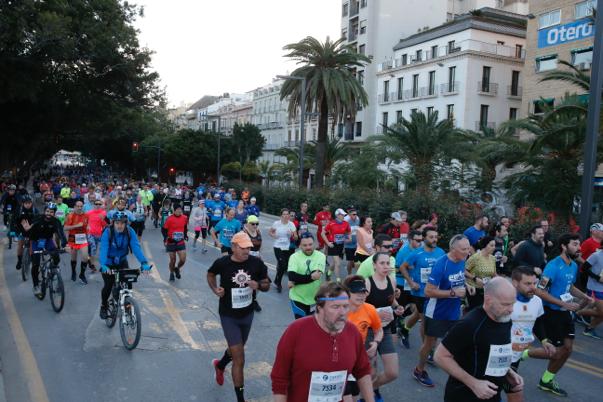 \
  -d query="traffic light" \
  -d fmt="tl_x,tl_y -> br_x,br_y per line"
132,142 -> 139,153
169,167 -> 175,175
